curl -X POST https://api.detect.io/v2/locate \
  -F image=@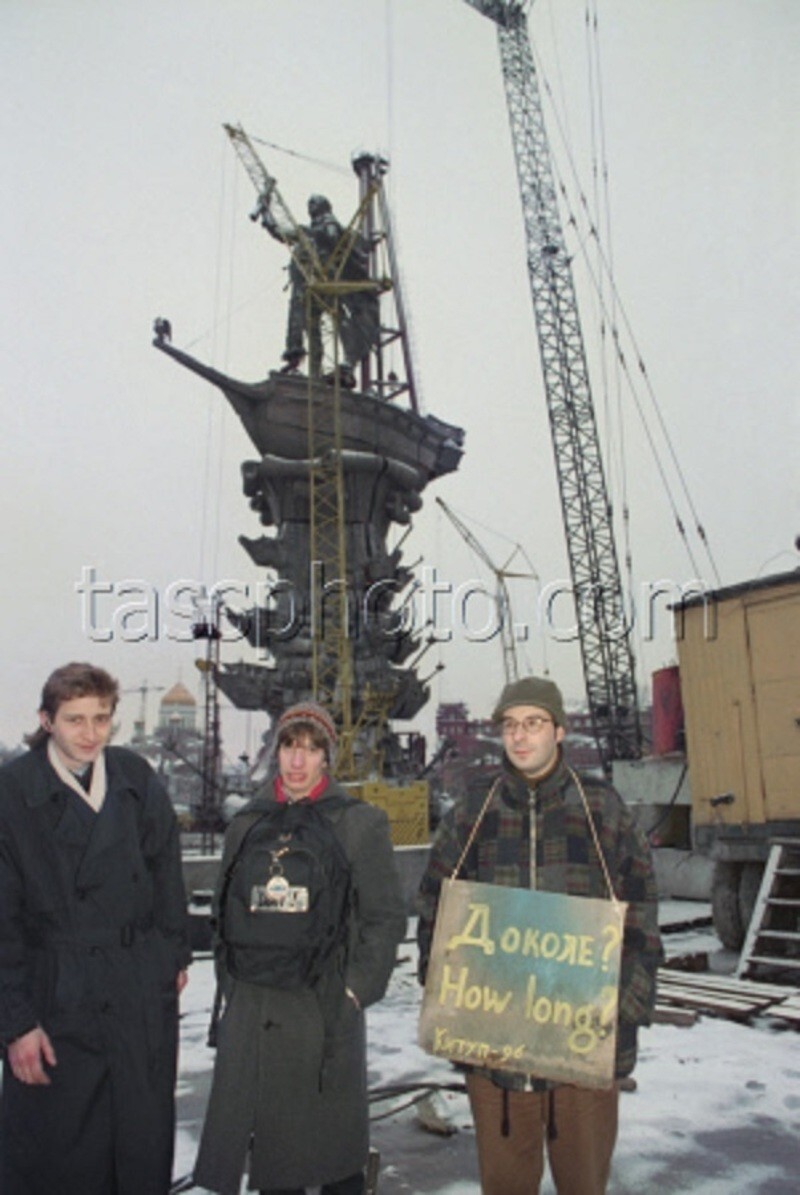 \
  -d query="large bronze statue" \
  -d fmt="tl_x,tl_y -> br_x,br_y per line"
257,192 -> 379,385
153,130 -> 467,775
